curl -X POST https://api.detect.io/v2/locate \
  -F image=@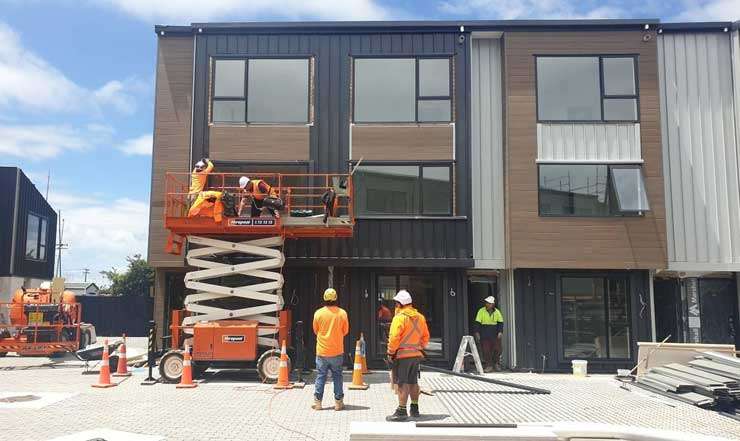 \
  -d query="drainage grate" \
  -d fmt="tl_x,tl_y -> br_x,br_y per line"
0,394 -> 41,403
